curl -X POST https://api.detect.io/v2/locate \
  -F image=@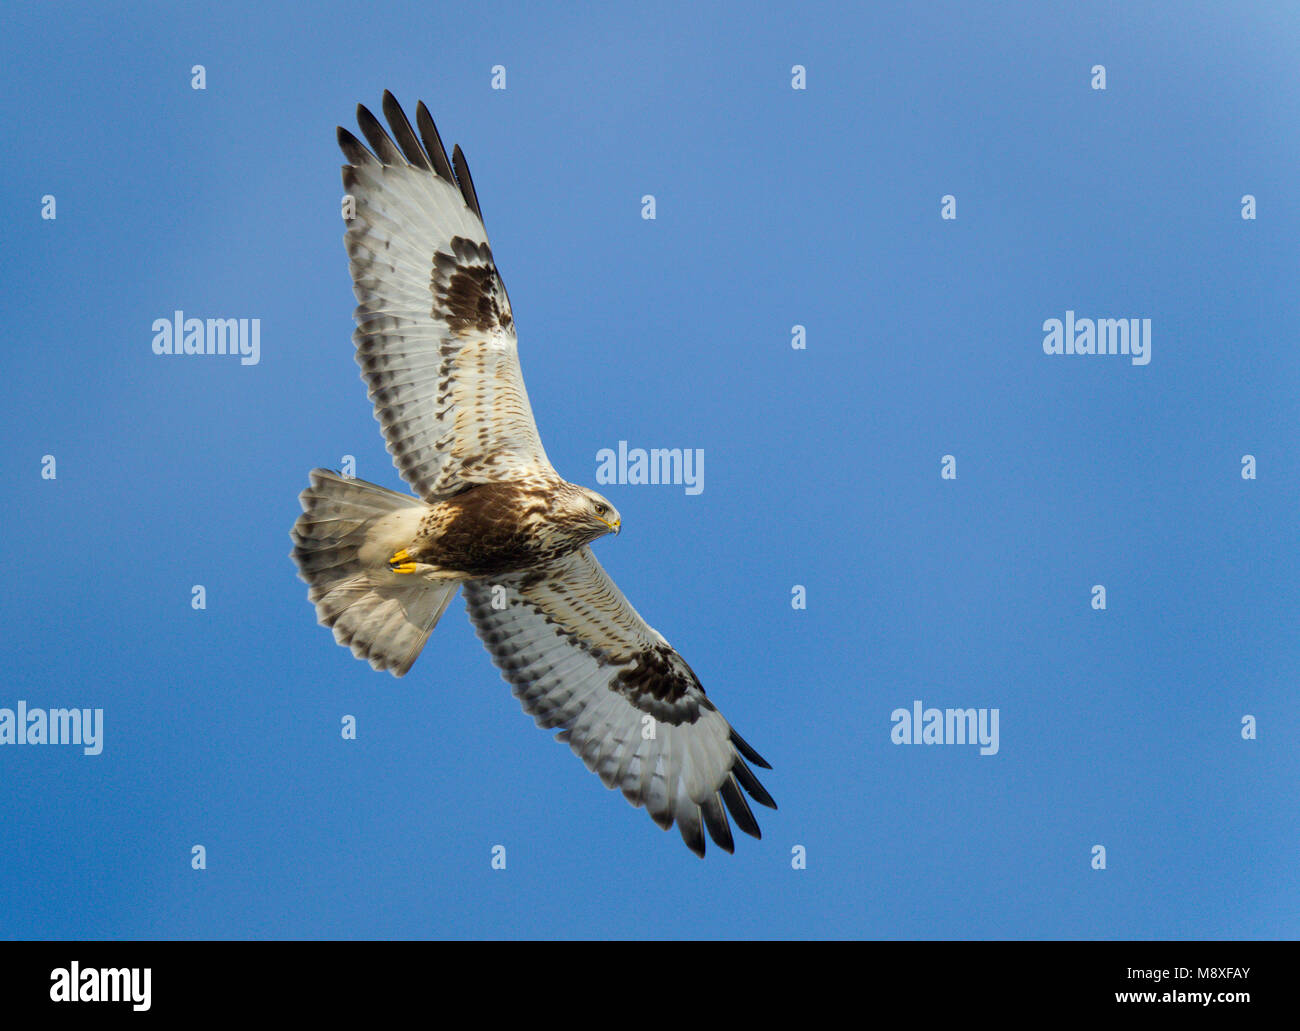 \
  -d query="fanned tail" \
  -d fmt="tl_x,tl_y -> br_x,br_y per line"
290,469 -> 457,676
